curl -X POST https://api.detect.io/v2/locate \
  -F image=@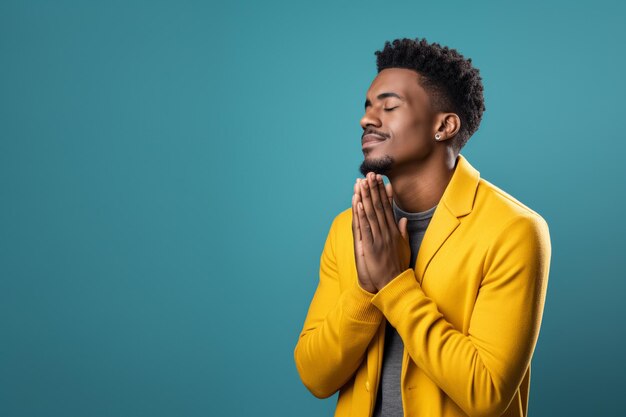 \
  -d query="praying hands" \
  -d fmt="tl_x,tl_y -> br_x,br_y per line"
351,172 -> 411,294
